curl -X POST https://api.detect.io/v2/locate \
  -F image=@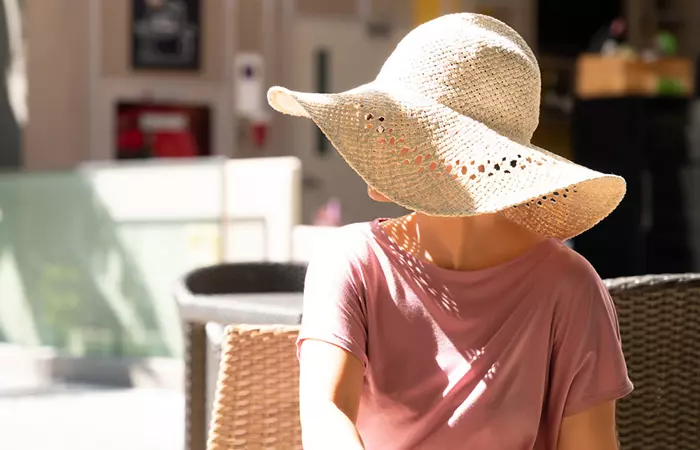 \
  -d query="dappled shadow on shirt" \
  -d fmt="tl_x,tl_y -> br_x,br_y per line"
378,216 -> 462,319
370,217 -> 502,444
